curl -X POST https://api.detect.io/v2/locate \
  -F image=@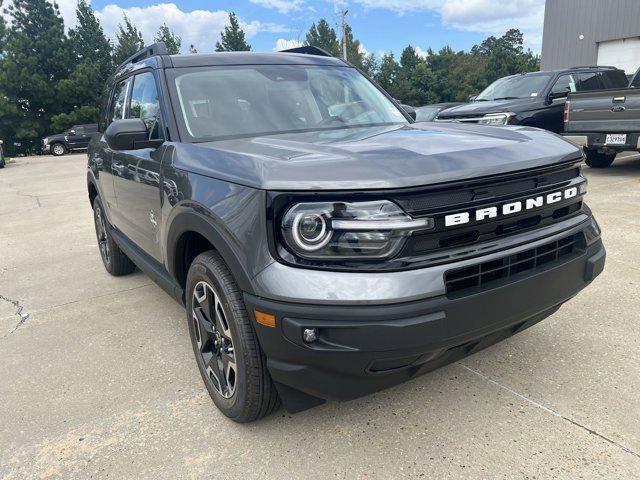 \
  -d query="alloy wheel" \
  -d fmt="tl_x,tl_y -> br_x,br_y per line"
52,144 -> 65,155
192,281 -> 237,398
94,205 -> 110,265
